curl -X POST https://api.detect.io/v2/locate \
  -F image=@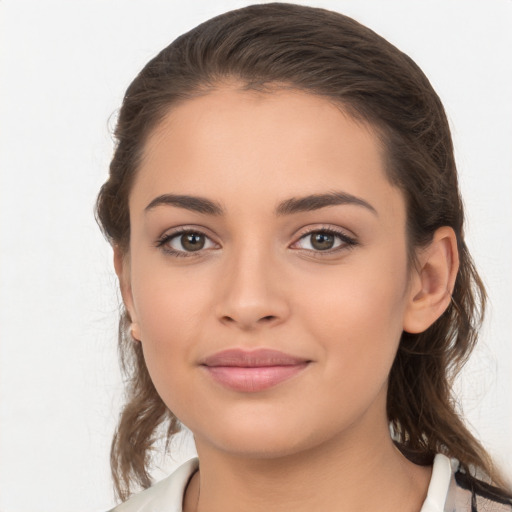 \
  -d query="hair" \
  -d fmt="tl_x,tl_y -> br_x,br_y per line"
96,2 -> 508,502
